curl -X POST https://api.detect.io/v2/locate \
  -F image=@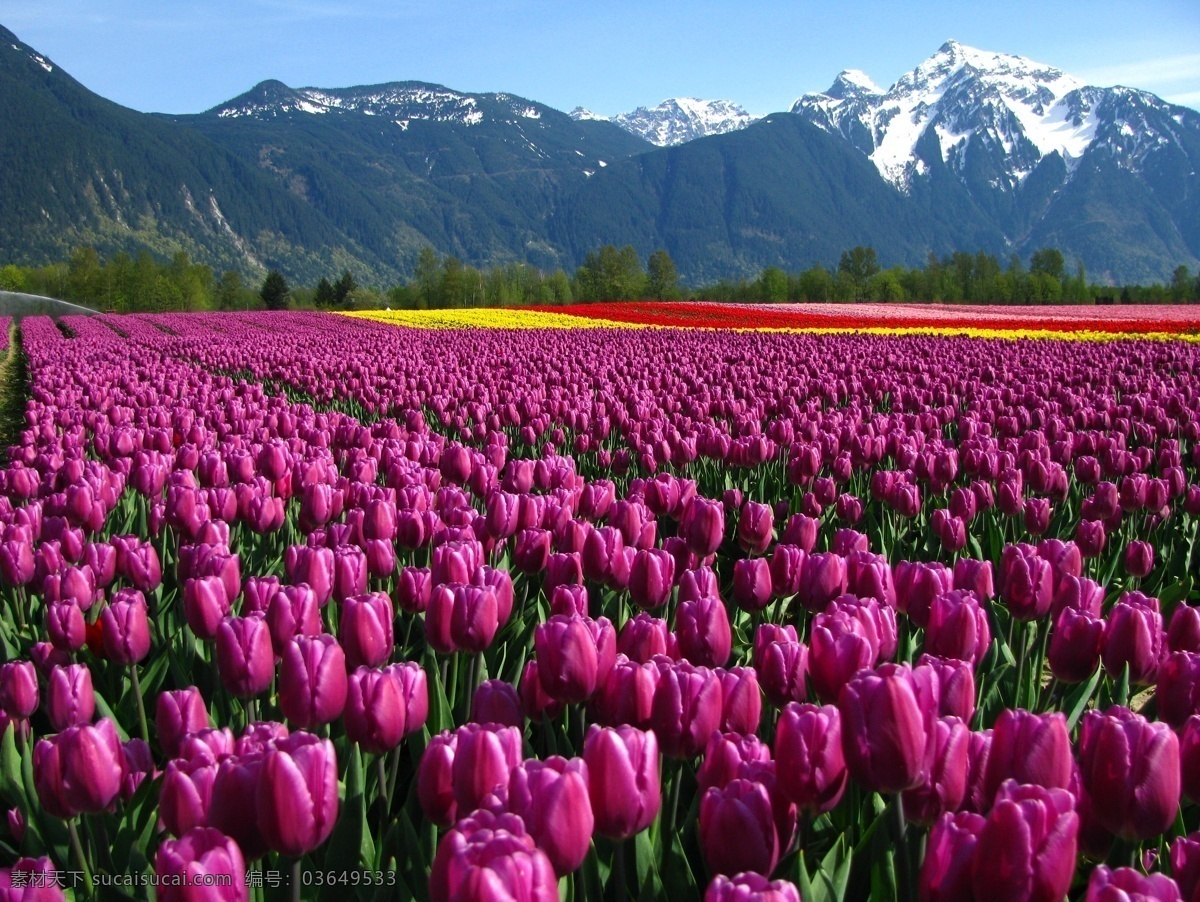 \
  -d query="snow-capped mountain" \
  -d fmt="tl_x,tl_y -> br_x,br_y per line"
209,79 -> 556,129
791,41 -> 1199,194
576,98 -> 756,146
